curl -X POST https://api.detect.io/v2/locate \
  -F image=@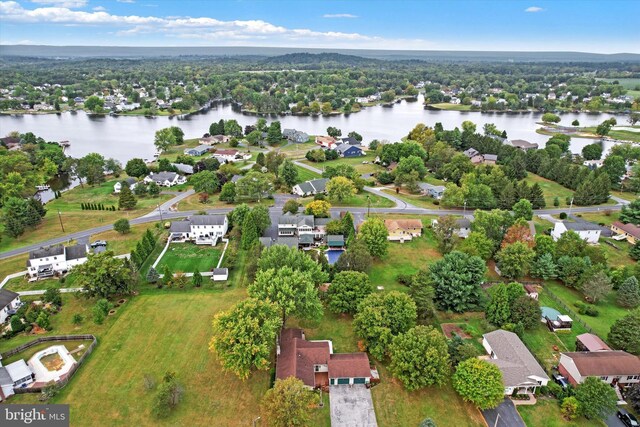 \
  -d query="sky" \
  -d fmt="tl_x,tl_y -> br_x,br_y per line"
0,0 -> 638,53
